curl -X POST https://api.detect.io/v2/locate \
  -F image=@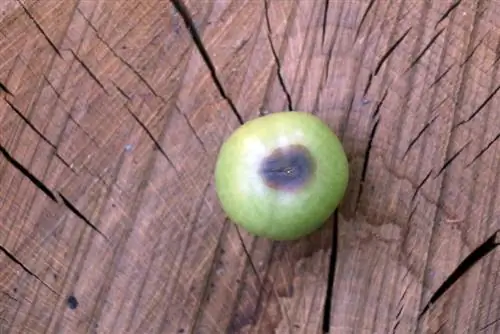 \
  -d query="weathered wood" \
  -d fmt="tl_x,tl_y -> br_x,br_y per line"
1,0 -> 500,333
